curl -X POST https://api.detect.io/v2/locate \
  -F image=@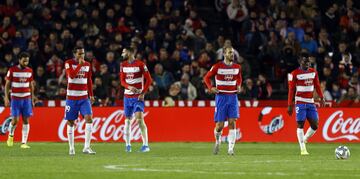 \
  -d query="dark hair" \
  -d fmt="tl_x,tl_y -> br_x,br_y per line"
73,46 -> 84,53
299,52 -> 309,60
18,52 -> 30,59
